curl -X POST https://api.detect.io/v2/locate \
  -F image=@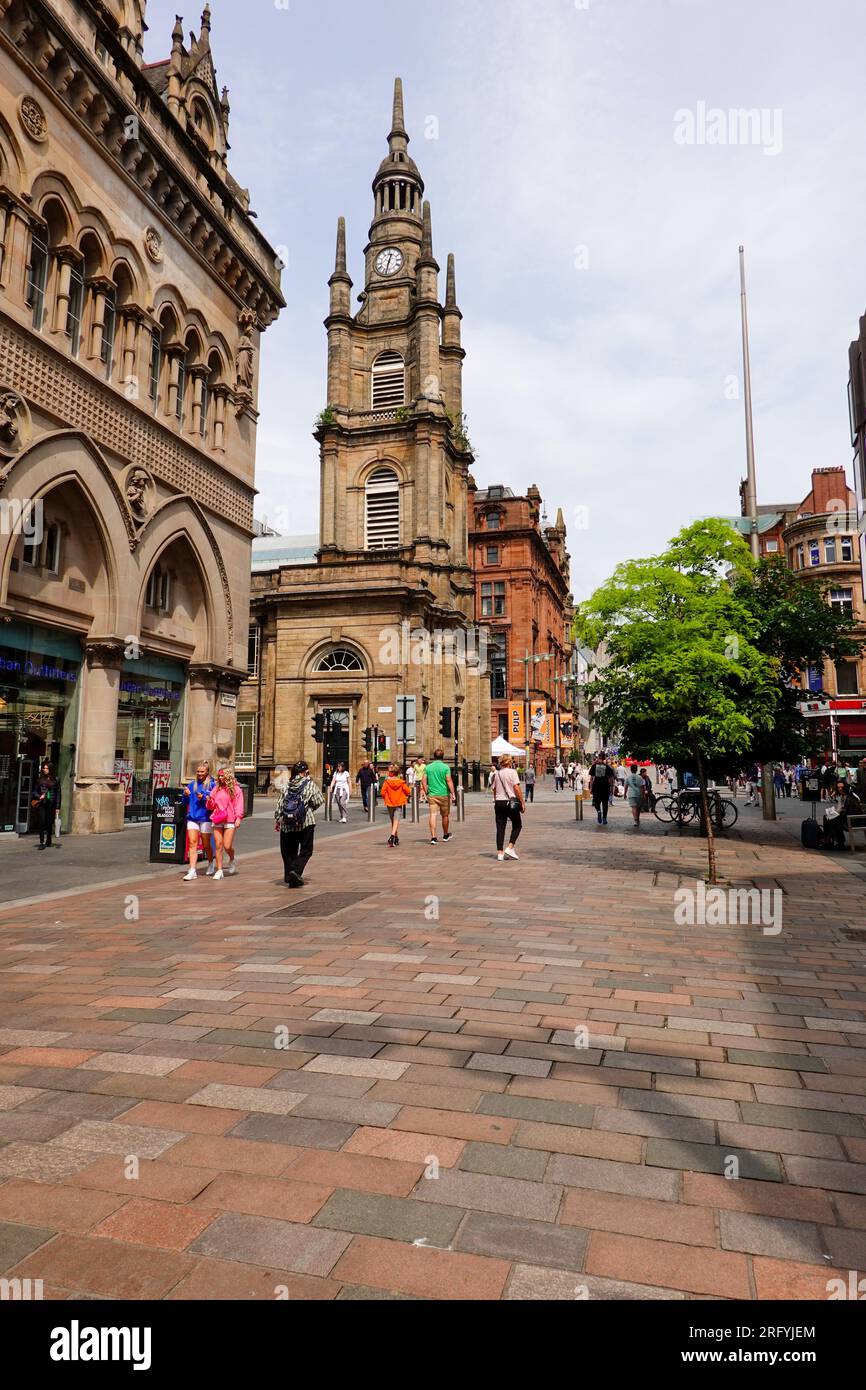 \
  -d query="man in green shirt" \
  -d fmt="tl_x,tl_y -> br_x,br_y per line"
422,748 -> 455,845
